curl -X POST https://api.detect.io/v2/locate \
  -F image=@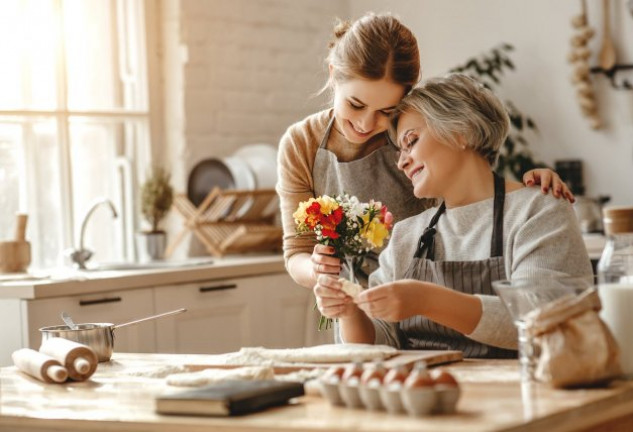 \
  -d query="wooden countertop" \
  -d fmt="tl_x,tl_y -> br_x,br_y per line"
0,254 -> 285,300
2,353 -> 633,432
